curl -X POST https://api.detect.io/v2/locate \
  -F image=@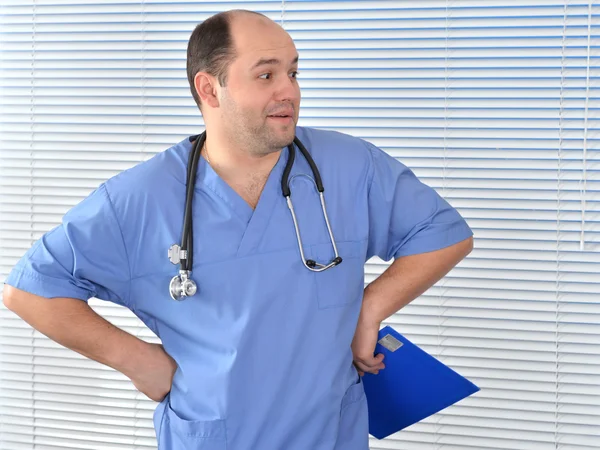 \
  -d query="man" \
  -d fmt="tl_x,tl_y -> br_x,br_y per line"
2,9 -> 473,450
